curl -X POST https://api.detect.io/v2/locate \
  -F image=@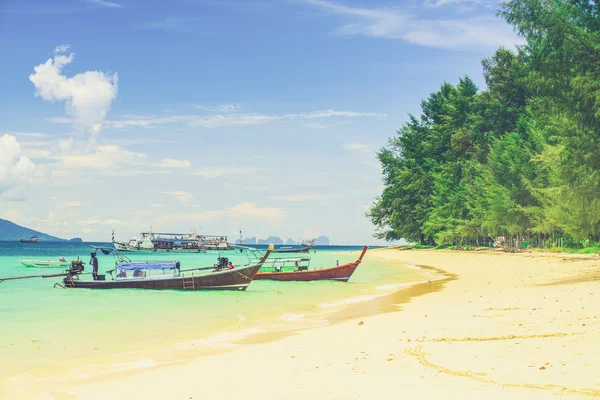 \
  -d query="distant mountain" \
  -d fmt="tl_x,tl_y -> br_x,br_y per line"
314,235 -> 330,245
235,237 -> 257,245
0,218 -> 67,241
238,235 -> 330,246
257,236 -> 284,245
69,237 -> 83,243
